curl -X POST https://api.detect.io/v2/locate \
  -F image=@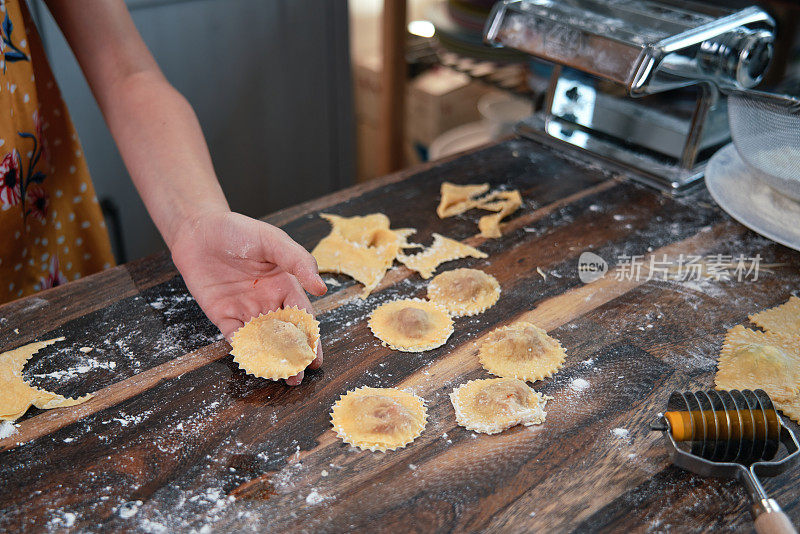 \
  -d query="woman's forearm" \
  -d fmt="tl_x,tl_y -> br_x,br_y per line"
45,0 -> 230,248
98,70 -> 229,247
